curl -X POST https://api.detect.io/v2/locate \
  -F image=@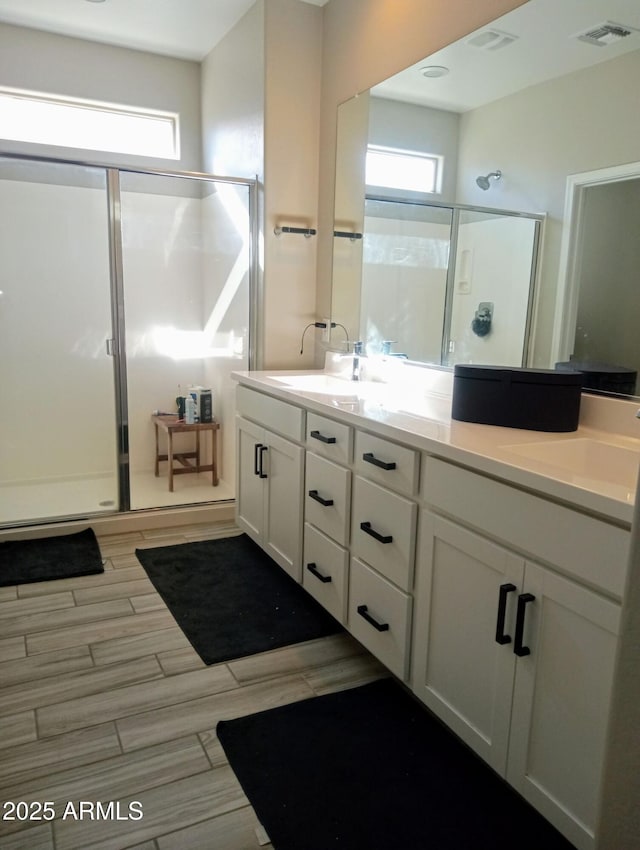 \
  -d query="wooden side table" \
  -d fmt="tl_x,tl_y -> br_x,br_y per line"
152,415 -> 220,492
